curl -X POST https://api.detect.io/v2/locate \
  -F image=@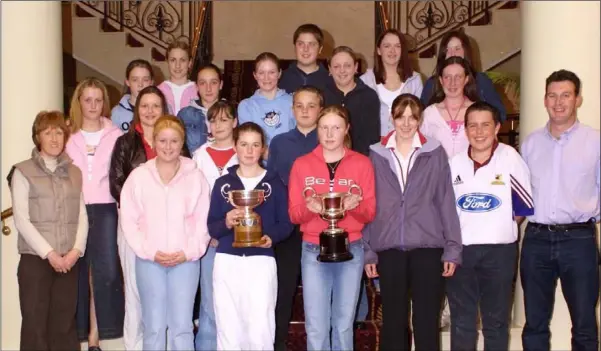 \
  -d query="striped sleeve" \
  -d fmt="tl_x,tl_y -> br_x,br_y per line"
509,150 -> 534,217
